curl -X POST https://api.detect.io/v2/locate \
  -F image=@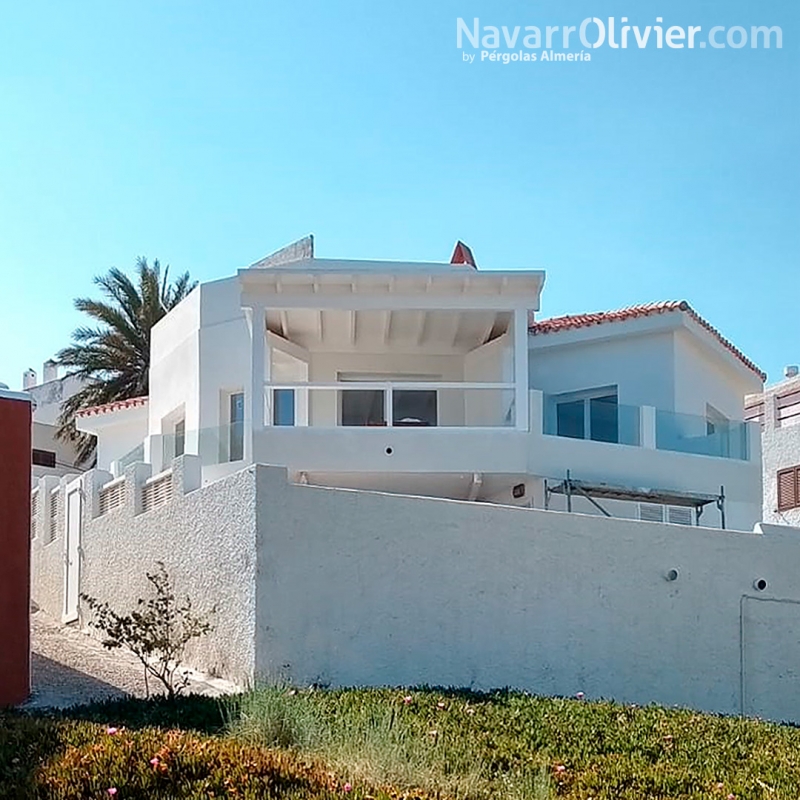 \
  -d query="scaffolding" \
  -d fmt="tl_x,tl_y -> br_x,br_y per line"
544,470 -> 727,529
